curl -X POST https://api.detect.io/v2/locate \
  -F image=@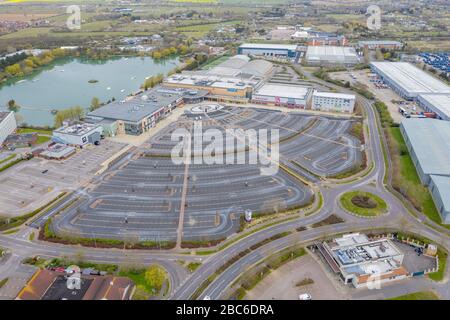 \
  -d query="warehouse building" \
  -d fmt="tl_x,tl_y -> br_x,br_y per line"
0,111 -> 17,146
370,62 -> 450,100
317,233 -> 407,288
238,43 -> 299,60
252,84 -> 312,108
416,94 -> 450,121
400,118 -> 450,222
429,175 -> 450,224
304,46 -> 360,66
357,40 -> 403,50
311,91 -> 356,113
53,123 -> 103,146
87,88 -> 183,136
